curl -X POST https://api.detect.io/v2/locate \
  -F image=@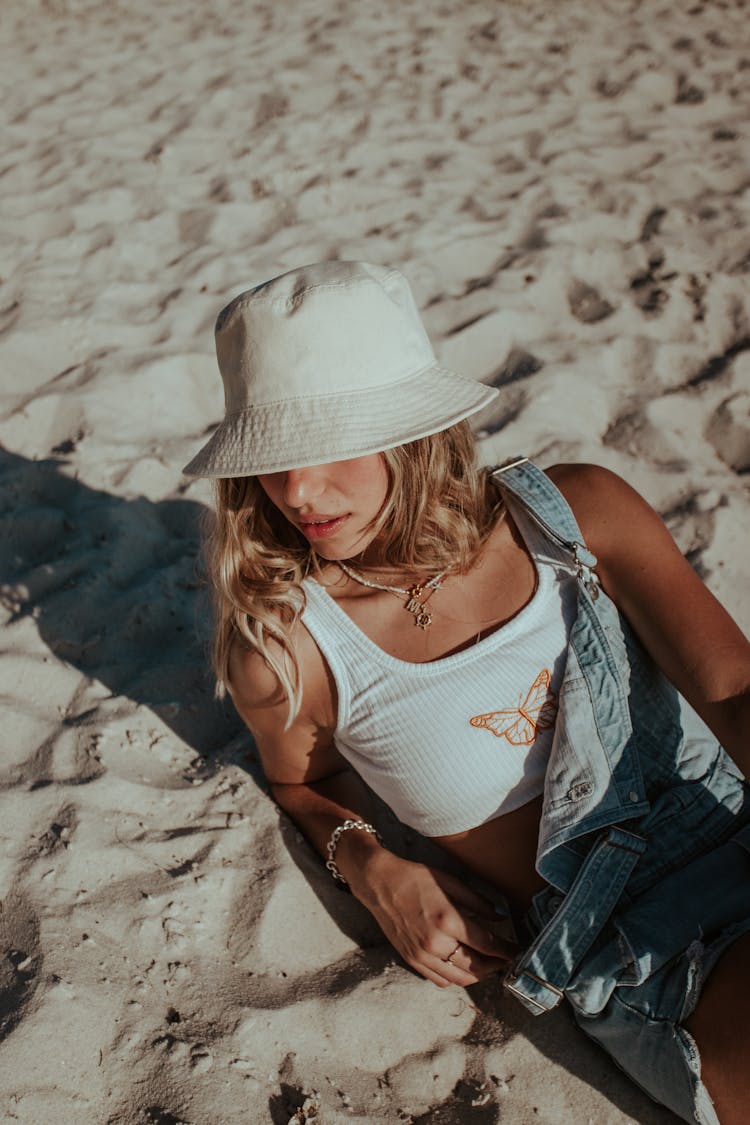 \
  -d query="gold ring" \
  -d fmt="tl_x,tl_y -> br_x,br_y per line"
444,941 -> 461,964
